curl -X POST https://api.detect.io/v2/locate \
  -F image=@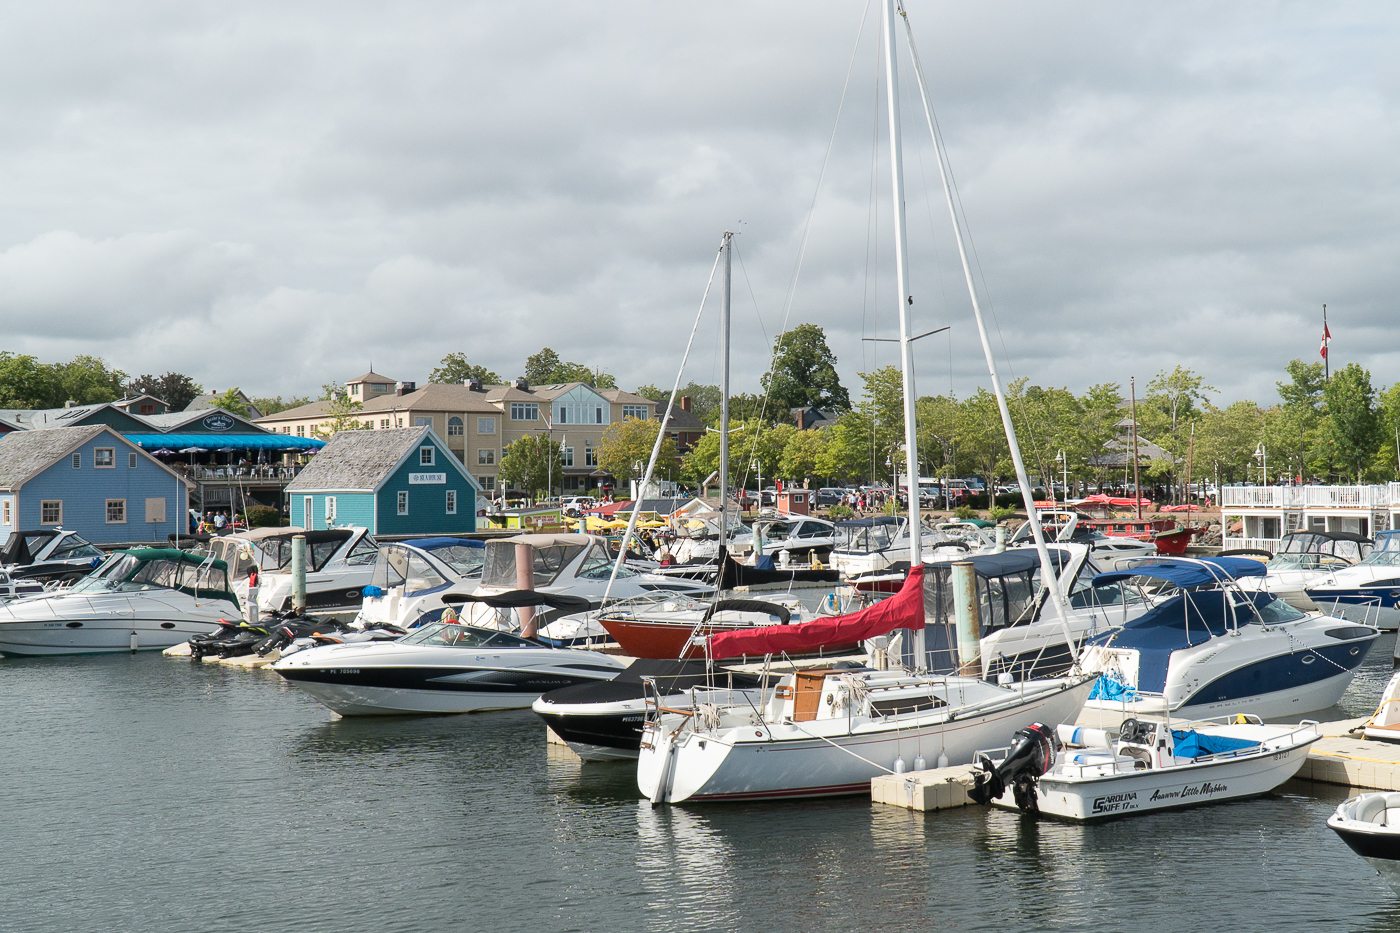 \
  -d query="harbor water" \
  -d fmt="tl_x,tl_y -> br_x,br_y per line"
5,635 -> 1400,932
